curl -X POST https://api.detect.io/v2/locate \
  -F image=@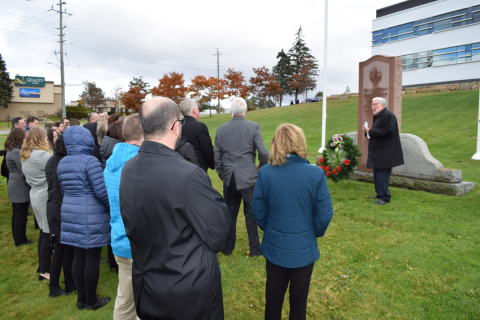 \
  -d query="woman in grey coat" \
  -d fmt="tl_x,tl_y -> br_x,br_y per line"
21,128 -> 53,281
5,128 -> 31,246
